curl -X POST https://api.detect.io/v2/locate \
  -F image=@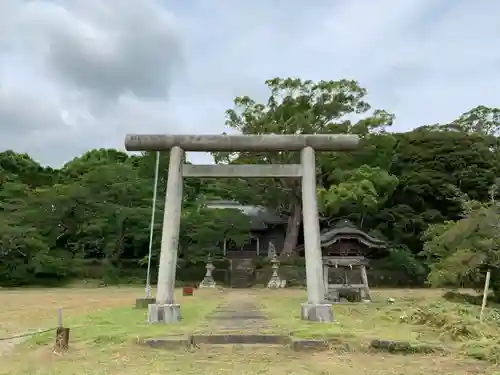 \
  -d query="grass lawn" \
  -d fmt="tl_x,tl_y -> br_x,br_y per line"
259,288 -> 500,362
0,286 -> 142,337
0,287 -> 498,374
